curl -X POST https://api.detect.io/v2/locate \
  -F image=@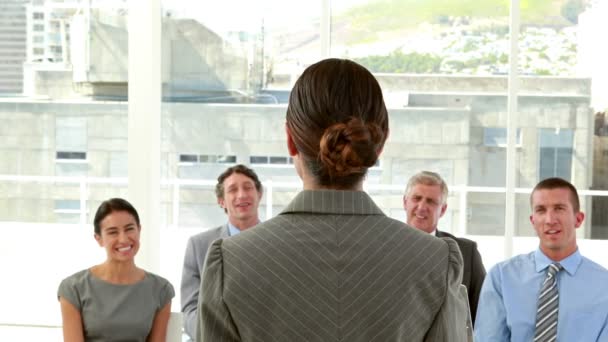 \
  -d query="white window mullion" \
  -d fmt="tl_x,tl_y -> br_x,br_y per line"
128,0 -> 161,273
321,0 -> 331,58
504,0 -> 520,259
